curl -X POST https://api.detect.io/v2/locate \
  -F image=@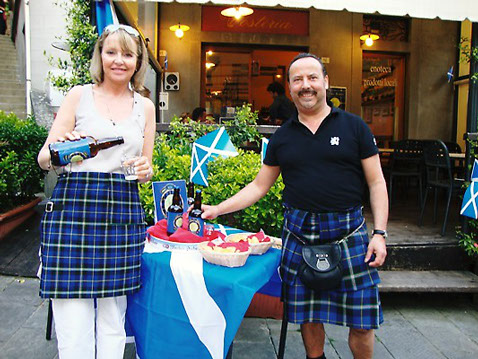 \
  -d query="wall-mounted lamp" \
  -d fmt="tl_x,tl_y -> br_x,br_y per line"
360,25 -> 379,47
220,6 -> 254,20
169,23 -> 190,39
205,62 -> 216,69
